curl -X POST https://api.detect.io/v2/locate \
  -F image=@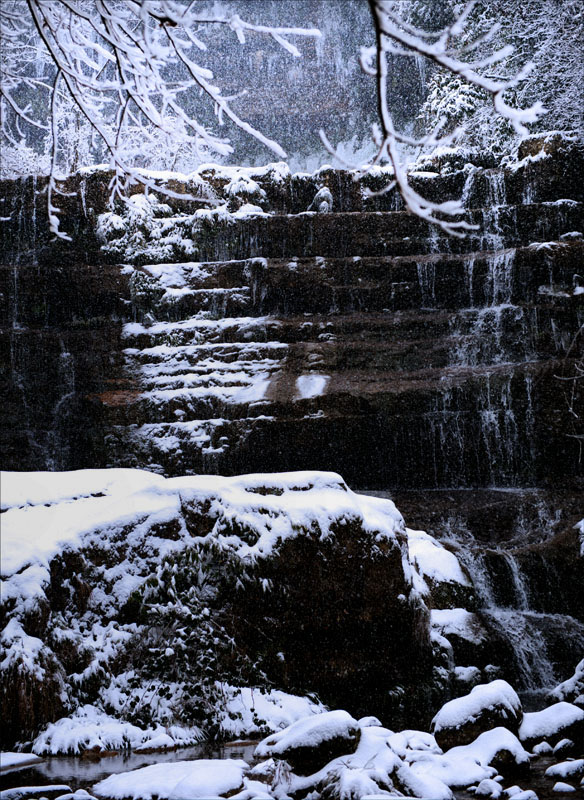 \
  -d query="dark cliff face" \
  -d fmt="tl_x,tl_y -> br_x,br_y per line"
2,136 -> 581,489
